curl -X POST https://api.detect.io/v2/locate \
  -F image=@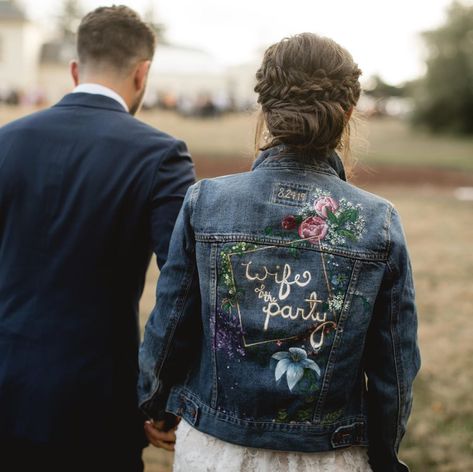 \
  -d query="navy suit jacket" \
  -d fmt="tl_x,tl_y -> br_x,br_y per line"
0,93 -> 195,446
